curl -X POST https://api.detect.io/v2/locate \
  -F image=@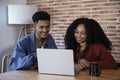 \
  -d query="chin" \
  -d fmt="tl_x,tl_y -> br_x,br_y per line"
77,40 -> 81,42
77,41 -> 83,43
41,35 -> 48,38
